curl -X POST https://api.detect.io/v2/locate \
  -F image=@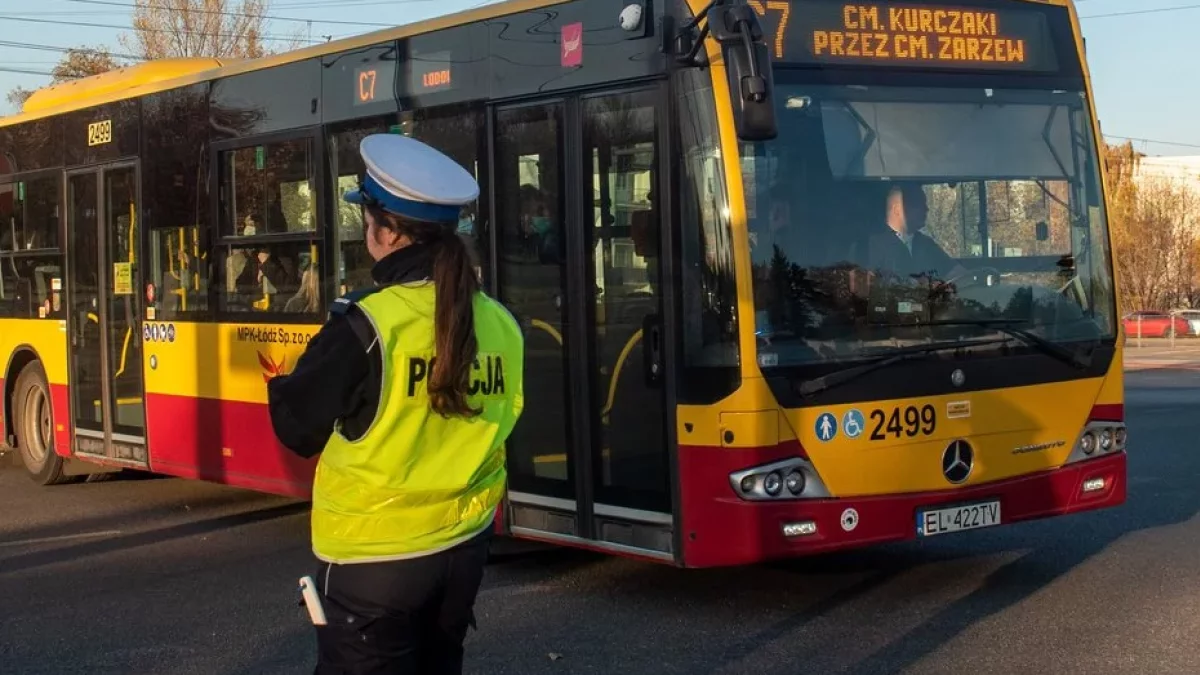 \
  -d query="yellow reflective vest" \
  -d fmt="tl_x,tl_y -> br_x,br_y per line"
310,283 -> 524,563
